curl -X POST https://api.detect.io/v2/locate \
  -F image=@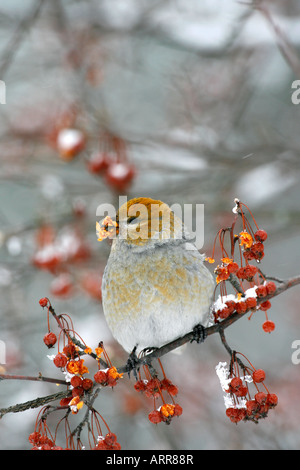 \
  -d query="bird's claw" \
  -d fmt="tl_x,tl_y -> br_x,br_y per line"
190,324 -> 207,344
126,346 -> 139,380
